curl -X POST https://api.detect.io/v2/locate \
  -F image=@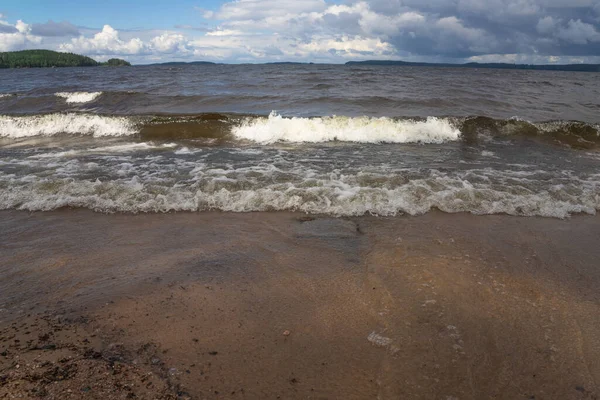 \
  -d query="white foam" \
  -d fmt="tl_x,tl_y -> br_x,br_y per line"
30,142 -> 176,159
0,161 -> 597,218
0,114 -> 137,138
55,92 -> 102,104
0,94 -> 14,99
232,112 -> 461,144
